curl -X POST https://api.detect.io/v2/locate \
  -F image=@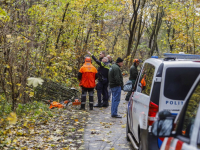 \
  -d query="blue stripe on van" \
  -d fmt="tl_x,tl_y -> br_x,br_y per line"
158,138 -> 163,148
171,113 -> 178,116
